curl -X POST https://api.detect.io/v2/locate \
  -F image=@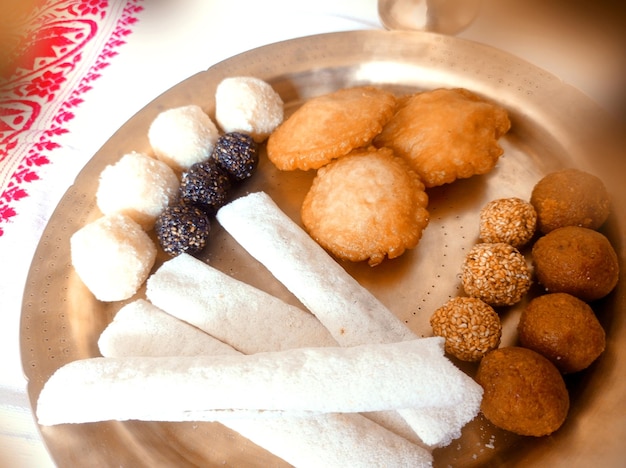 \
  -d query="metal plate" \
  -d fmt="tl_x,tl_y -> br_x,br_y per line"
20,30 -> 626,467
